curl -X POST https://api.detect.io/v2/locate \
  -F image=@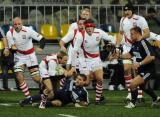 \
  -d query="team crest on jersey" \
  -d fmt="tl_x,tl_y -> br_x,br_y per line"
85,40 -> 88,43
22,35 -> 26,39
